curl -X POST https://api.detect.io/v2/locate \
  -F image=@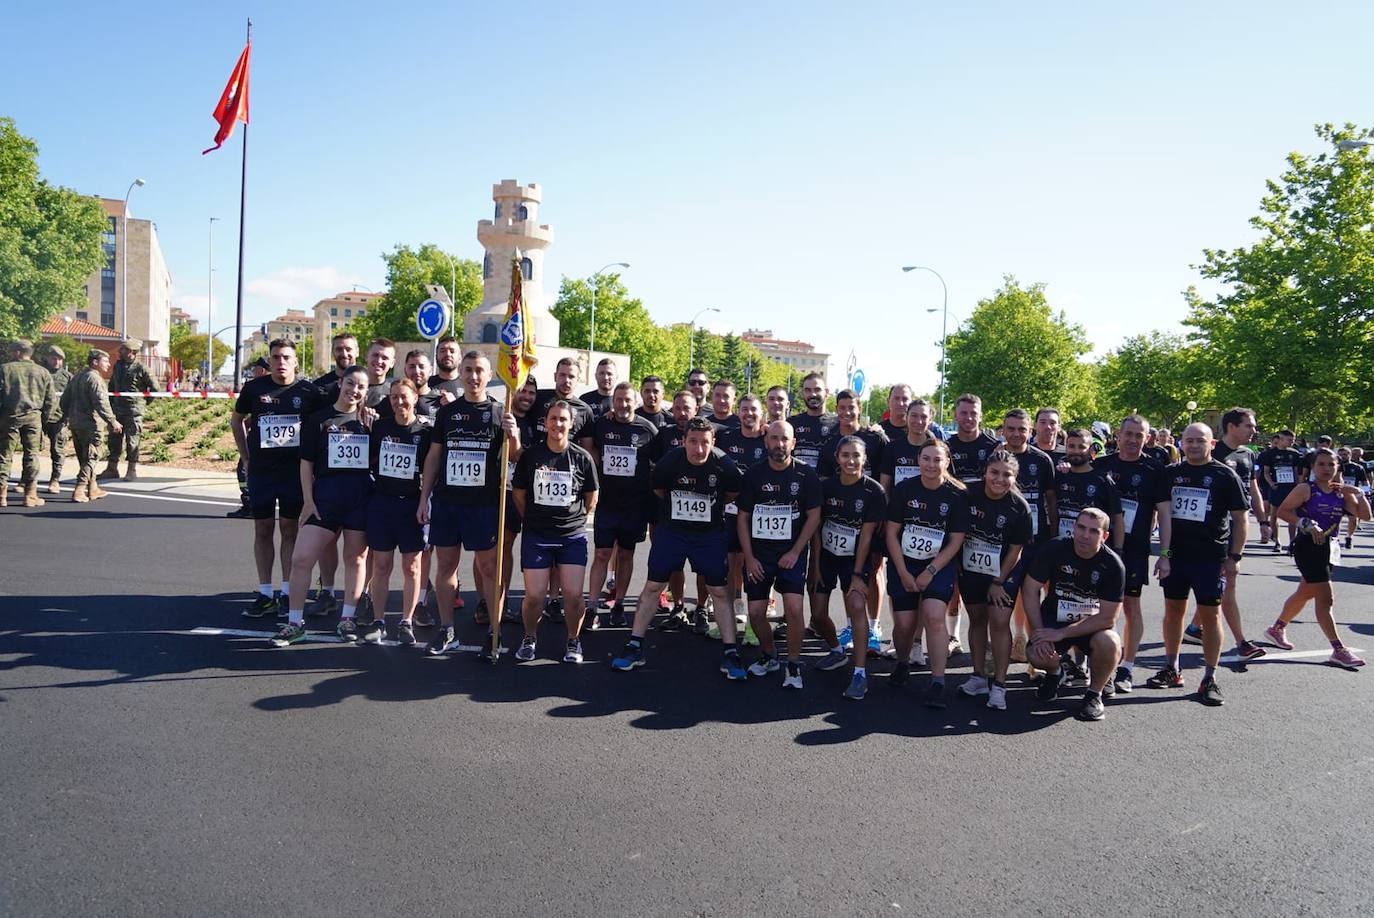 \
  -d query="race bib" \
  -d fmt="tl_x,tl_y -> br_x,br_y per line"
327,432 -> 368,470
751,504 -> 793,541
1056,597 -> 1099,624
378,439 -> 417,480
821,520 -> 858,557
901,524 -> 943,560
1027,501 -> 1039,536
670,490 -> 710,523
446,450 -> 487,487
533,467 -> 574,507
961,537 -> 1000,576
724,501 -> 738,516
1121,498 -> 1139,534
258,414 -> 300,449
1171,486 -> 1209,523
1275,466 -> 1295,484
893,465 -> 918,485
1343,477 -> 1357,489
1331,537 -> 1343,567
602,445 -> 637,478
1058,516 -> 1075,538
794,447 -> 820,468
